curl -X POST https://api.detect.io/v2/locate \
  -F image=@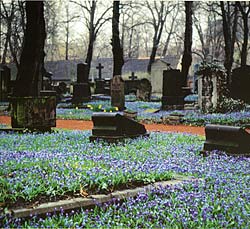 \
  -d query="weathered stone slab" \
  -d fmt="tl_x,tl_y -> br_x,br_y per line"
10,176 -> 200,219
89,112 -> 148,142
111,75 -> 125,110
201,124 -> 250,156
10,94 -> 56,131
